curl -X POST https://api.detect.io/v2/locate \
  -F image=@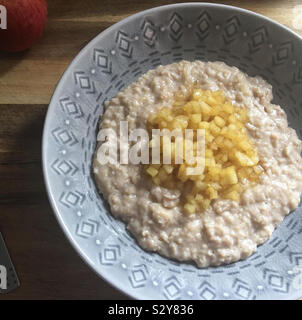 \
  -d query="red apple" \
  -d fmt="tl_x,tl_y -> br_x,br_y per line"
0,0 -> 47,52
